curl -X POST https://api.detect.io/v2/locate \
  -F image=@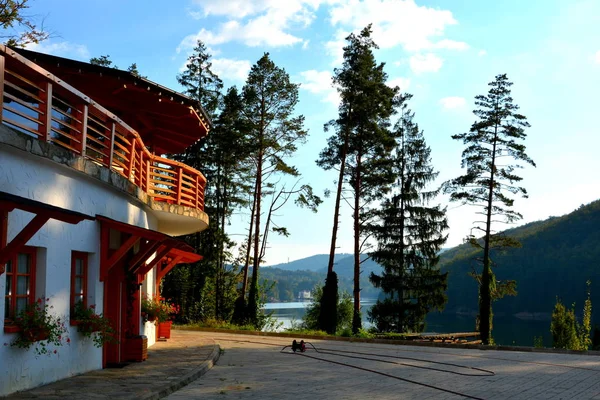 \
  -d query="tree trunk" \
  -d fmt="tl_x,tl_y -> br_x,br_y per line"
352,153 -> 362,334
241,177 -> 258,299
327,128 -> 350,274
480,121 -> 499,345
